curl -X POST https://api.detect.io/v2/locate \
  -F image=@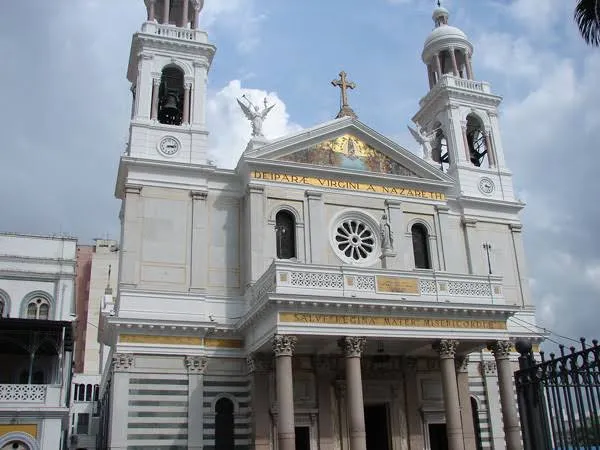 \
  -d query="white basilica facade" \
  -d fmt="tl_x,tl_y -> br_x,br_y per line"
98,2 -> 539,450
